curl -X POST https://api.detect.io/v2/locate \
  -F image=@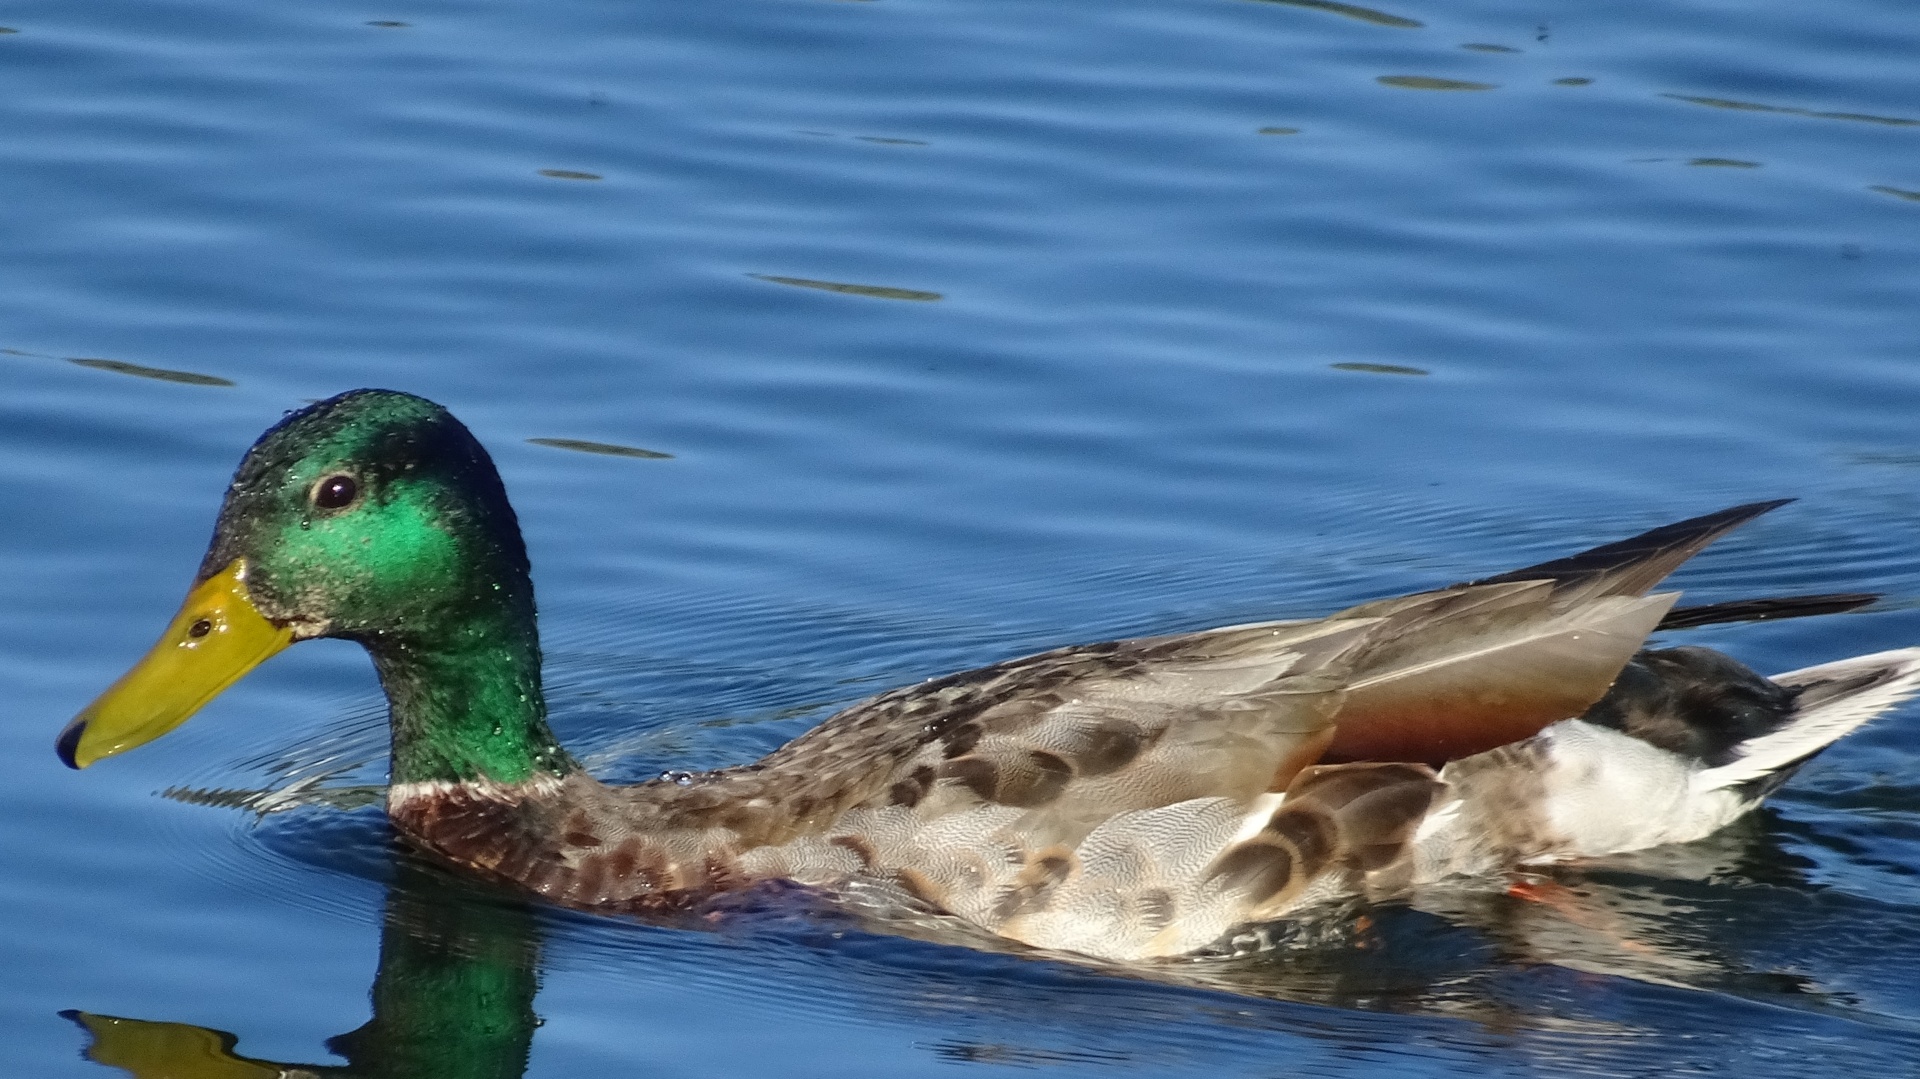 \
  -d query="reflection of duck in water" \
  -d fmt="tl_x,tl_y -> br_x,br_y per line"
66,861 -> 540,1079
56,390 -> 1920,960
66,818 -> 1911,1079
